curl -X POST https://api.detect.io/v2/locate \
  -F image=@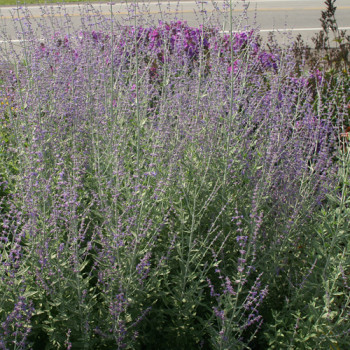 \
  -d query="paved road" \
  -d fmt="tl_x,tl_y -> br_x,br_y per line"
0,0 -> 349,48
